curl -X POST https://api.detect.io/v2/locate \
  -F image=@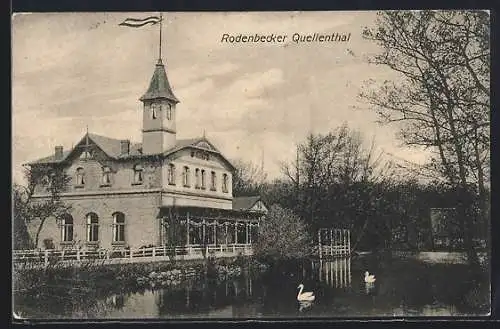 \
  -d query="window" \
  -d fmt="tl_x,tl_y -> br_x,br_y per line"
183,166 -> 190,187
133,164 -> 143,184
195,168 -> 200,189
102,166 -> 112,185
61,214 -> 74,242
151,104 -> 158,119
168,163 -> 176,185
210,171 -> 216,191
113,212 -> 125,243
222,173 -> 228,193
166,104 -> 172,120
76,167 -> 85,186
201,170 -> 206,189
86,213 -> 99,242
